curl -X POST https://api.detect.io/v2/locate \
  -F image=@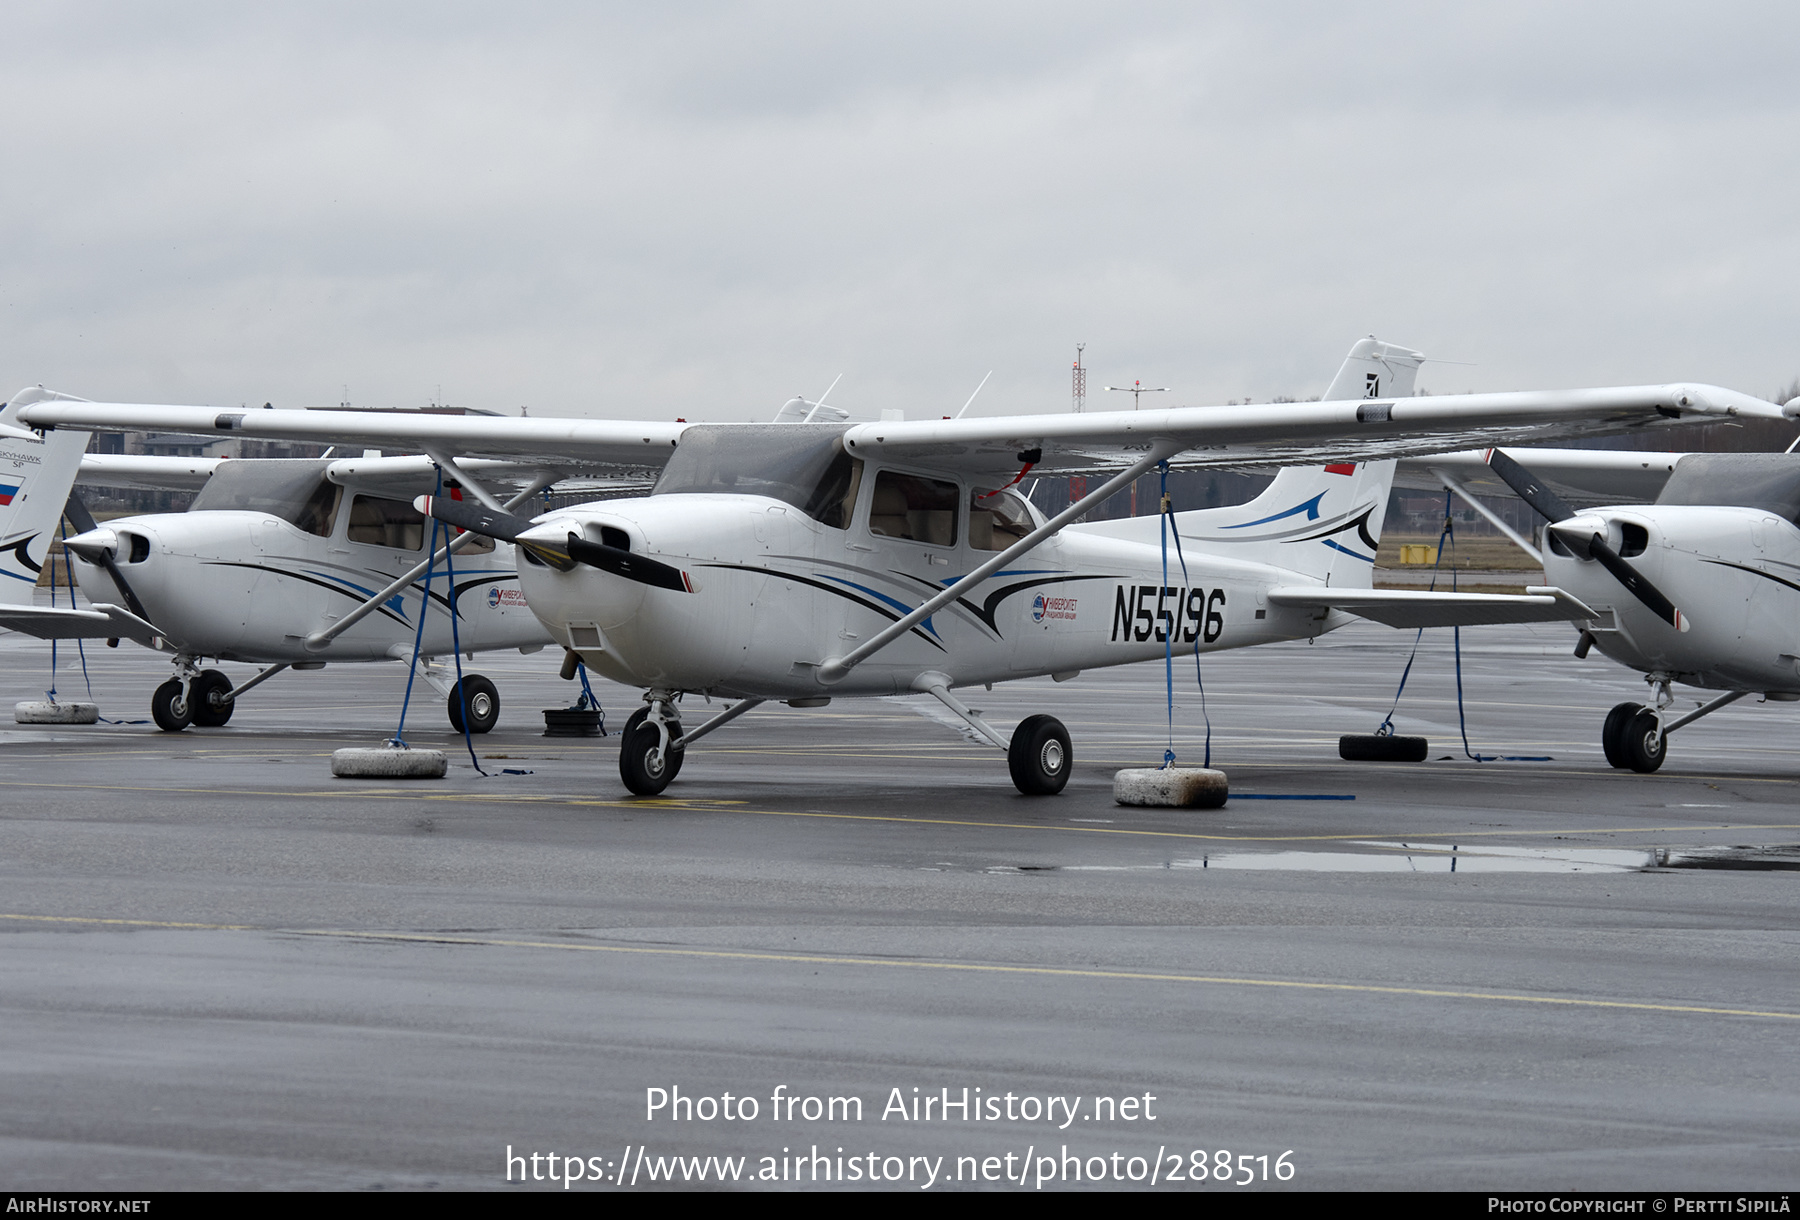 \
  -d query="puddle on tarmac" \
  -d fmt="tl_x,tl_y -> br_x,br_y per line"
991,842 -> 1800,874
